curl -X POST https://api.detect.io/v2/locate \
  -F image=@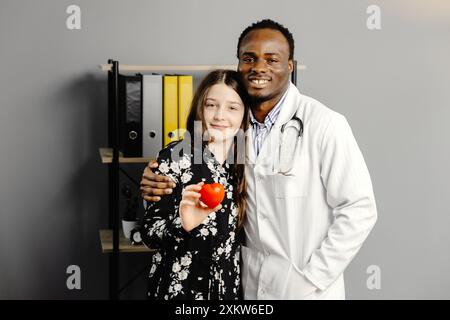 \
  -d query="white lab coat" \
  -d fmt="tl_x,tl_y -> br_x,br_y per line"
241,83 -> 377,300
